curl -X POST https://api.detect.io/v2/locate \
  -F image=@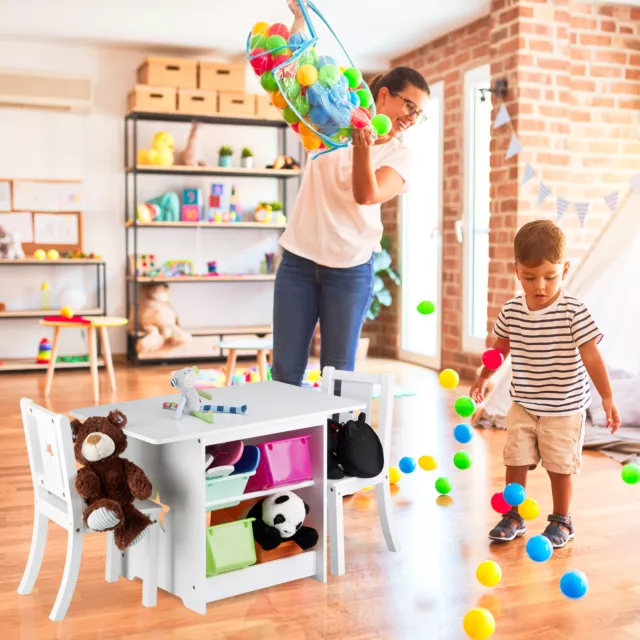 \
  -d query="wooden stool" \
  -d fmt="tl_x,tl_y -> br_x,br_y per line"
40,316 -> 128,402
218,338 -> 273,385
